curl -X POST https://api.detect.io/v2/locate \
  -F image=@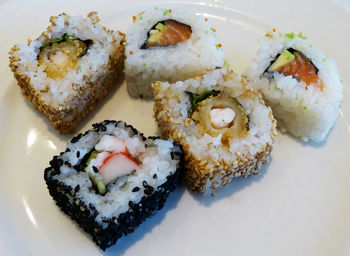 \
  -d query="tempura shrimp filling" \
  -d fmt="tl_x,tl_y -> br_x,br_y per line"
38,36 -> 90,79
191,93 -> 249,146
